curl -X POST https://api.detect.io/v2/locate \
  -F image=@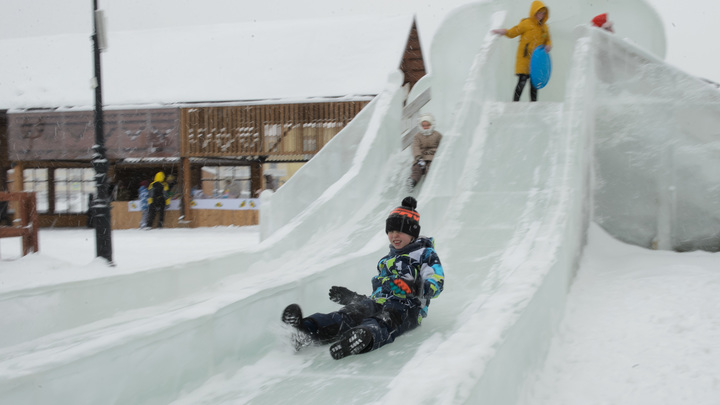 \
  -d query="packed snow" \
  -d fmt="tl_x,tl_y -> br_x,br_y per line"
518,224 -> 720,405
